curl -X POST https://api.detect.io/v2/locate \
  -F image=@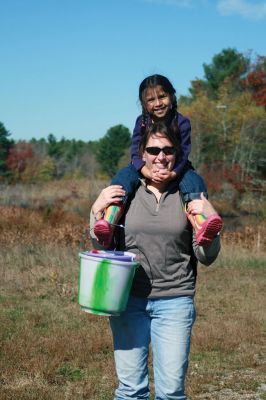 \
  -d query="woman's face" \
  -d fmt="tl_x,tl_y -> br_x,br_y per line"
142,133 -> 176,173
142,86 -> 172,121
